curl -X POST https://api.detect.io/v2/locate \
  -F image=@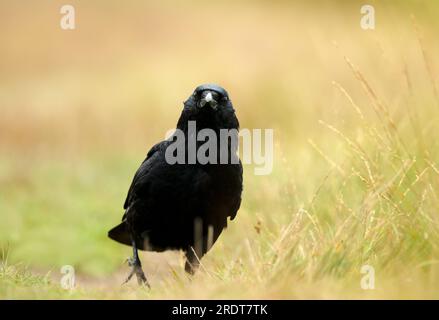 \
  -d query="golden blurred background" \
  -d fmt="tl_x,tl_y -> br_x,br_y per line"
1,1 -> 439,298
